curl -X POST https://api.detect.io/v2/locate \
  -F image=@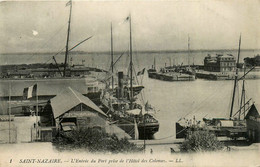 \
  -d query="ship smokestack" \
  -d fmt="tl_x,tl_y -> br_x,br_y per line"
117,71 -> 124,99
